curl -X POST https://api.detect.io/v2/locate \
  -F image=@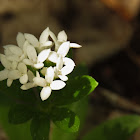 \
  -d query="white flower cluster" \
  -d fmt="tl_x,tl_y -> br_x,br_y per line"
0,27 -> 81,101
